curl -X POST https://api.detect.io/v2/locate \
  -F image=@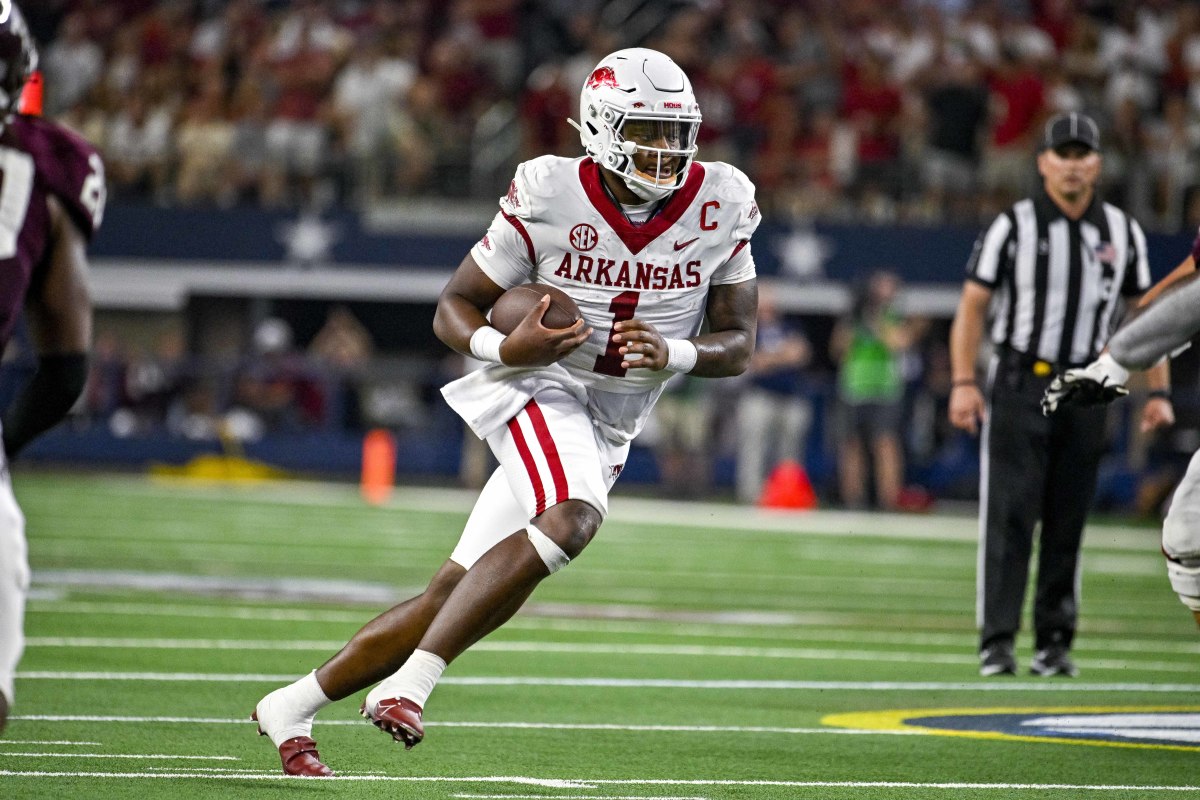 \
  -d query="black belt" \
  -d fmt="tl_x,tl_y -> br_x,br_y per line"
996,345 -> 1089,378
